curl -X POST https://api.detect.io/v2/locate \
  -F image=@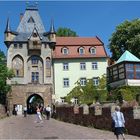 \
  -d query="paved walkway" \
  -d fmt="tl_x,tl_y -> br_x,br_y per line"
0,115 -> 139,139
